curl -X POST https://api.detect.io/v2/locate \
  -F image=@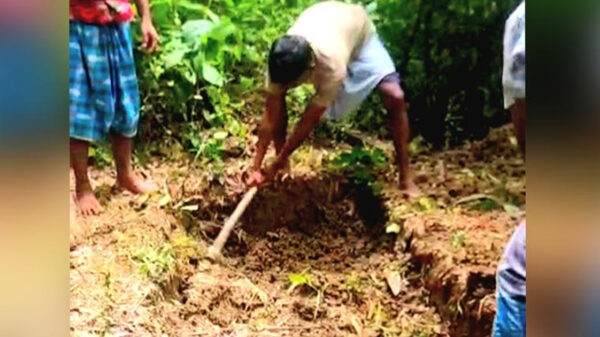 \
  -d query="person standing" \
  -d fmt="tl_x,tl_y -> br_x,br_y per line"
69,0 -> 159,215
493,2 -> 526,337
